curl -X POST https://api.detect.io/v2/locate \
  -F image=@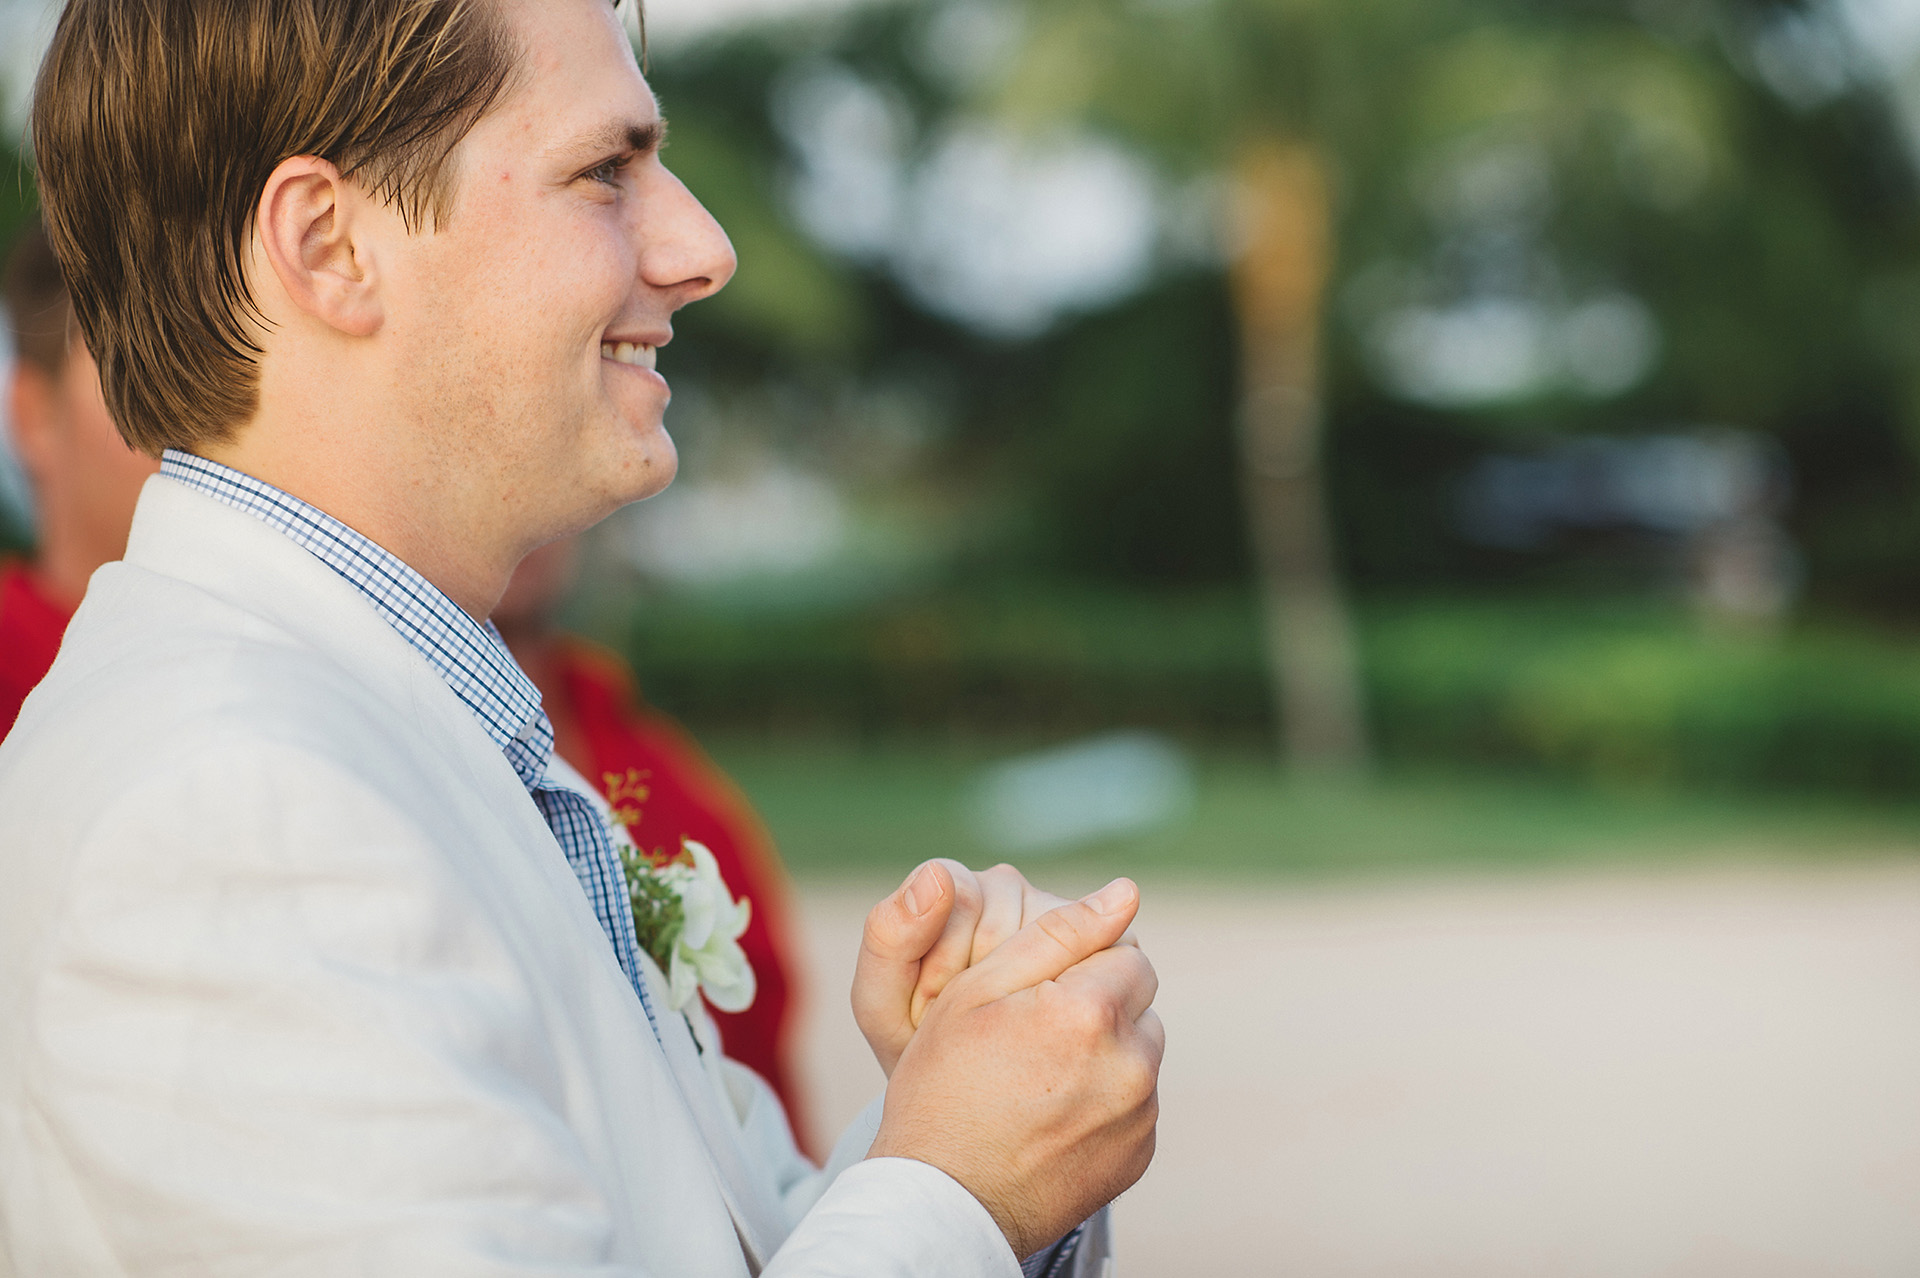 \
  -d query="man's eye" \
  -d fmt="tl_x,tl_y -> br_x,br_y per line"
587,156 -> 630,187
